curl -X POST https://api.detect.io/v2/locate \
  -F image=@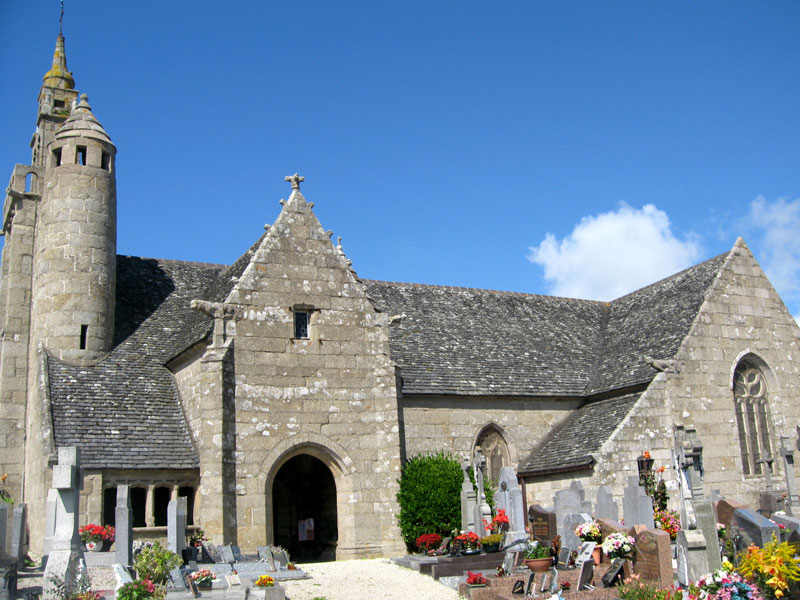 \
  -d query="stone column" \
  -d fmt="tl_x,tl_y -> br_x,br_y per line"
167,498 -> 187,553
115,485 -> 133,567
145,486 -> 155,528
